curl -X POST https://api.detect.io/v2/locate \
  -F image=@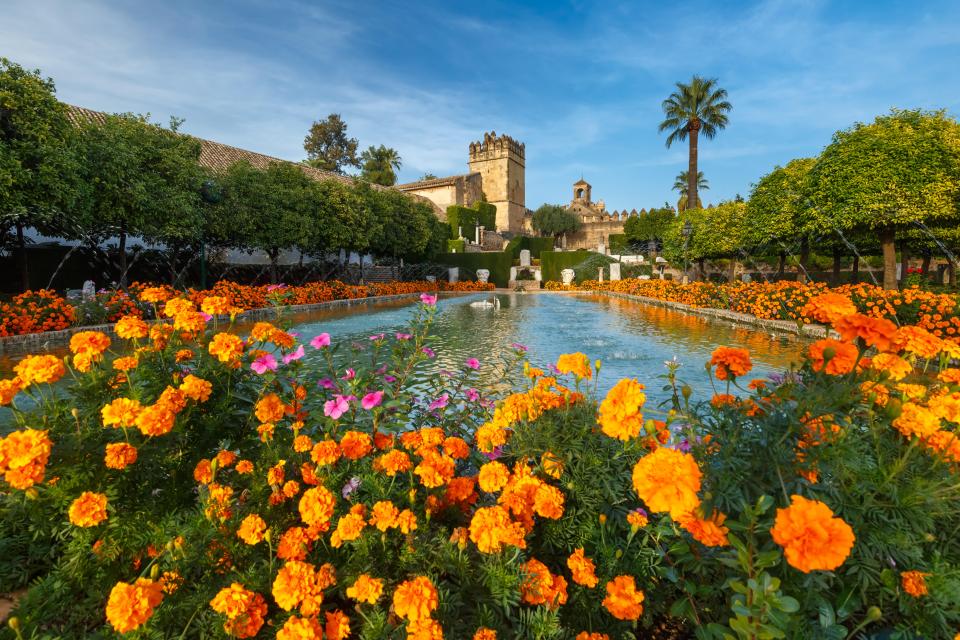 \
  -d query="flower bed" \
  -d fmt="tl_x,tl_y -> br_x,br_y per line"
547,278 -> 960,344
1,290 -> 960,638
0,280 -> 494,338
